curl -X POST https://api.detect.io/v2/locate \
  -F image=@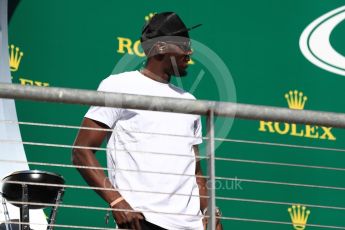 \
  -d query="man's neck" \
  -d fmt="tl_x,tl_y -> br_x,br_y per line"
141,65 -> 171,83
